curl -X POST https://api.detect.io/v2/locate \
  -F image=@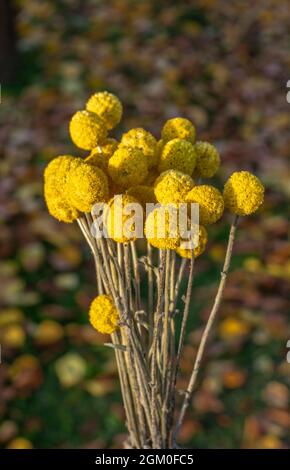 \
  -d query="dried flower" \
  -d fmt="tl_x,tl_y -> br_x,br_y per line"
126,185 -> 156,207
86,91 -> 122,130
108,146 -> 148,188
145,205 -> 181,249
194,141 -> 220,178
69,110 -> 107,150
223,171 -> 264,216
154,170 -> 194,204
120,128 -> 158,168
105,194 -> 140,243
89,295 -> 119,334
67,162 -> 109,212
159,138 -> 196,175
186,185 -> 224,224
176,225 -> 208,258
161,117 -> 196,143
44,155 -> 81,223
